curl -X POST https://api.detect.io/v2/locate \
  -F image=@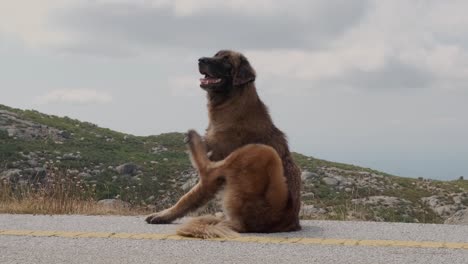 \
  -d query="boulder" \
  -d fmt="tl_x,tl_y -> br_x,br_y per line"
421,196 -> 440,208
433,205 -> 457,217
421,195 -> 465,217
322,177 -> 339,186
301,171 -> 319,181
445,209 -> 468,225
116,163 -> 138,175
